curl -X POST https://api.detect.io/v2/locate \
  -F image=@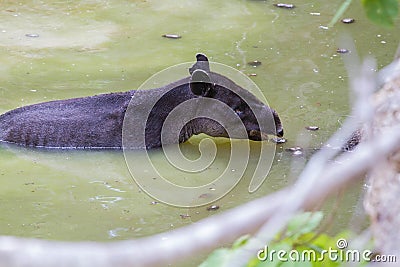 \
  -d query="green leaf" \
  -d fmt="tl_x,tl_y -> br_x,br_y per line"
249,243 -> 292,267
248,258 -> 281,267
328,0 -> 353,27
311,234 -> 337,250
361,0 -> 399,27
199,248 -> 231,267
285,212 -> 324,239
201,213 -> 365,267
281,260 -> 312,267
232,235 -> 250,249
